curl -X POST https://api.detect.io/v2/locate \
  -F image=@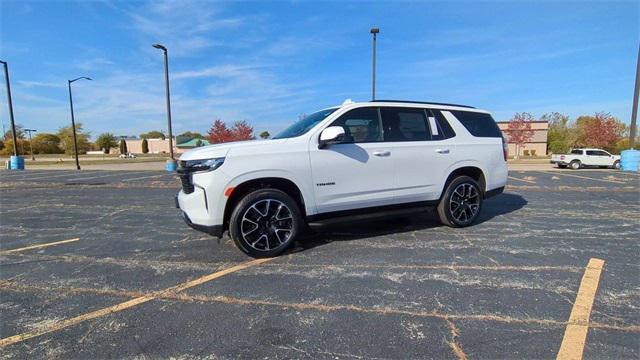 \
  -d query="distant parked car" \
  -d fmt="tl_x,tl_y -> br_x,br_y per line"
550,148 -> 620,170
119,153 -> 136,159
